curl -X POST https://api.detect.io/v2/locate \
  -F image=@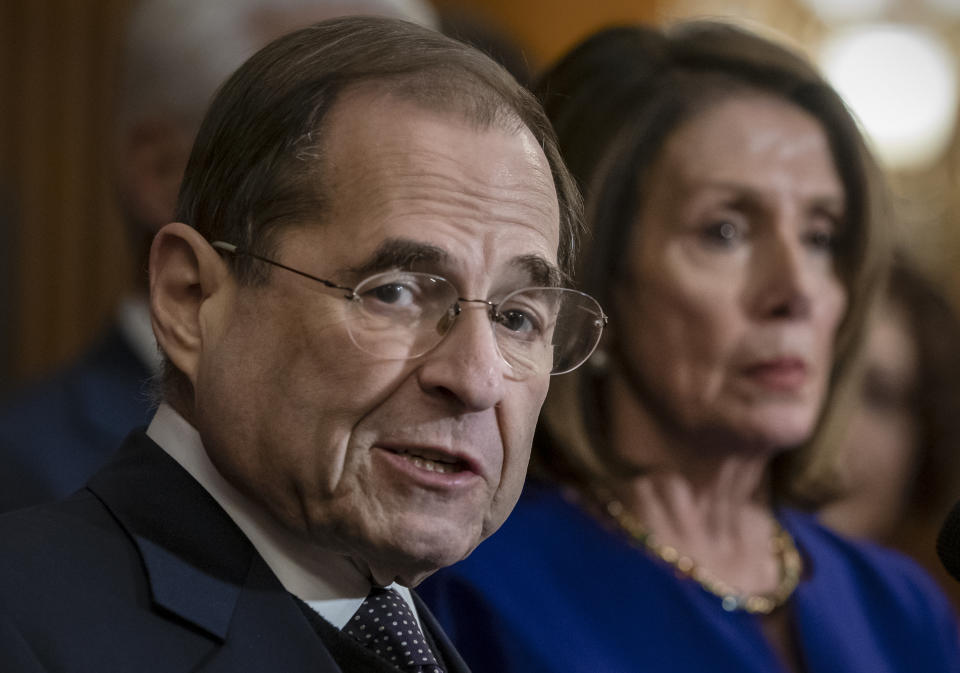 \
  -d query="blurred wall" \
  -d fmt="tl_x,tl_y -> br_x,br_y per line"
0,2 -> 132,386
